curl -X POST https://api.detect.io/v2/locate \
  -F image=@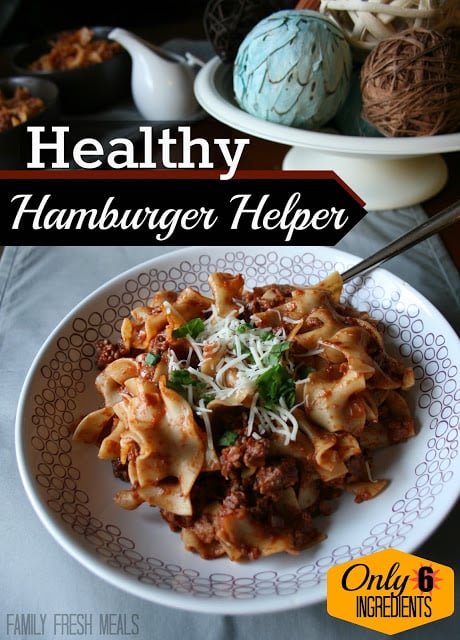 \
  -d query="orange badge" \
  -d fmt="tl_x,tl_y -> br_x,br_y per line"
327,548 -> 454,634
